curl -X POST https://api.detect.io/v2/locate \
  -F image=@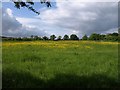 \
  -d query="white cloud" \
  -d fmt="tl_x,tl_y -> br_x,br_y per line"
2,2 -> 118,38
2,8 -> 48,37
6,8 -> 13,17
36,2 -> 118,37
